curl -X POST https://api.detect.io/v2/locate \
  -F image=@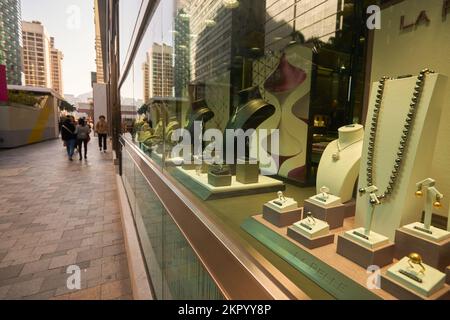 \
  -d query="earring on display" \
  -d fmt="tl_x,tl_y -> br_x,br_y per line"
433,195 -> 443,209
415,187 -> 423,197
